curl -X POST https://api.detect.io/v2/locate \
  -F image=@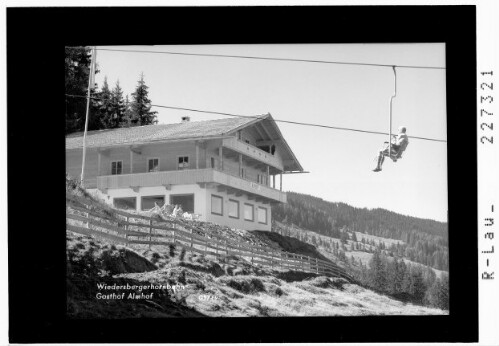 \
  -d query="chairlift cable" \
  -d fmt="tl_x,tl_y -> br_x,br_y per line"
81,47 -> 446,70
65,94 -> 447,143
